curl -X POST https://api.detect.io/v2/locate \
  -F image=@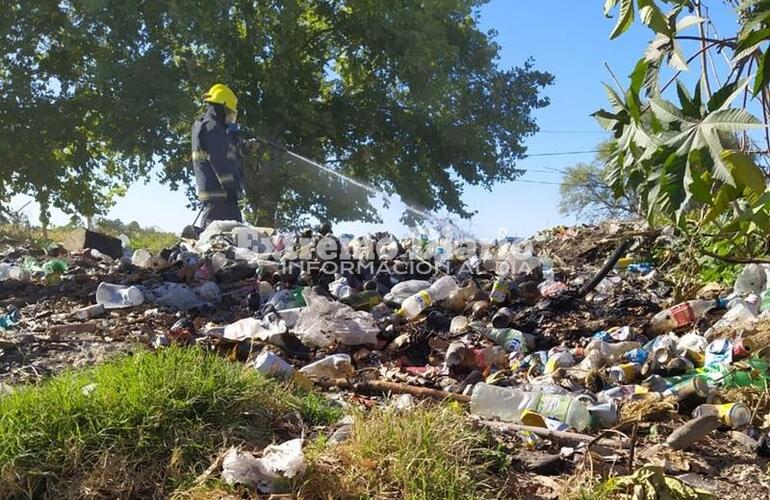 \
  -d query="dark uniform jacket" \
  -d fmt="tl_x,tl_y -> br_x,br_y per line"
191,104 -> 244,202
